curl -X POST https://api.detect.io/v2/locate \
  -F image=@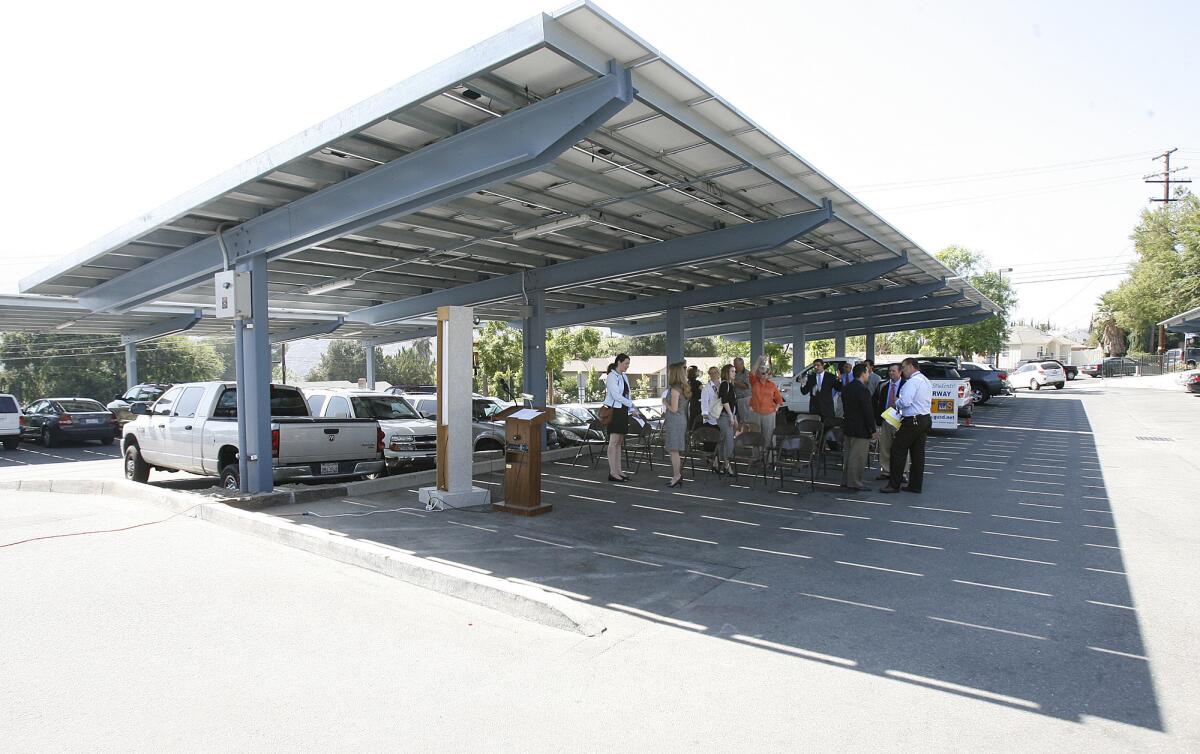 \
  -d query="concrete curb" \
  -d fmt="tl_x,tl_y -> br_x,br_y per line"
0,473 -> 606,637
